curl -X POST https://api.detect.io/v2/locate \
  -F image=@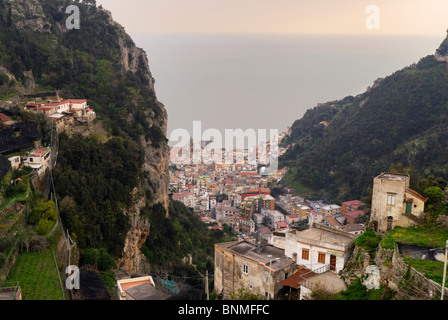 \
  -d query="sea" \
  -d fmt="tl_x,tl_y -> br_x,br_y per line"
130,33 -> 444,144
